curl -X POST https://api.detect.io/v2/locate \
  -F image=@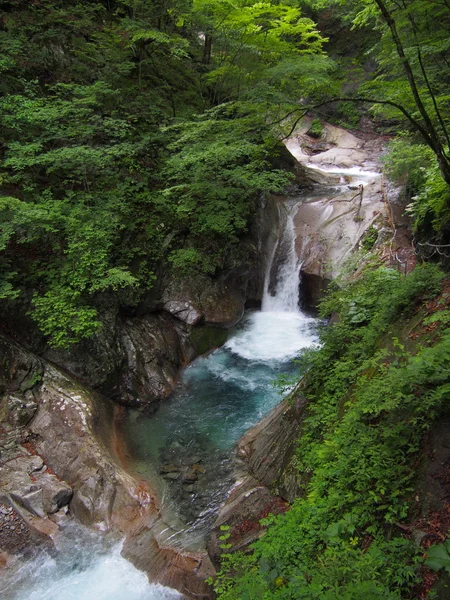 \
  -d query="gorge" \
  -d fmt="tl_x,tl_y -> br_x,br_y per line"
1,126 -> 389,599
2,1 -> 450,597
